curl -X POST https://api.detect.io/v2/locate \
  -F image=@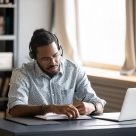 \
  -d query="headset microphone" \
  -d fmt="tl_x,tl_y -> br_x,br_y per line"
59,45 -> 63,56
